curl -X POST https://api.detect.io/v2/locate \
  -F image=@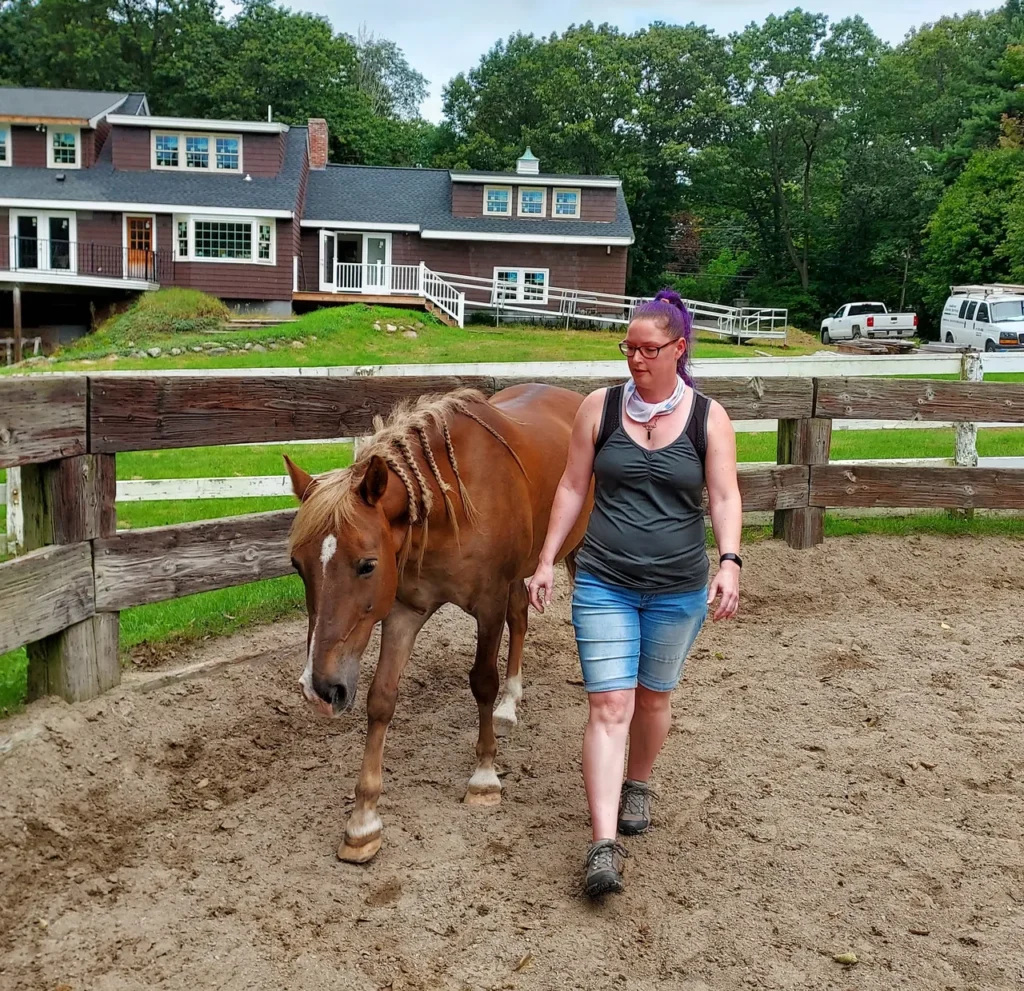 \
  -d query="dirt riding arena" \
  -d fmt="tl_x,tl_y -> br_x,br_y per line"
1,533 -> 1023,991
